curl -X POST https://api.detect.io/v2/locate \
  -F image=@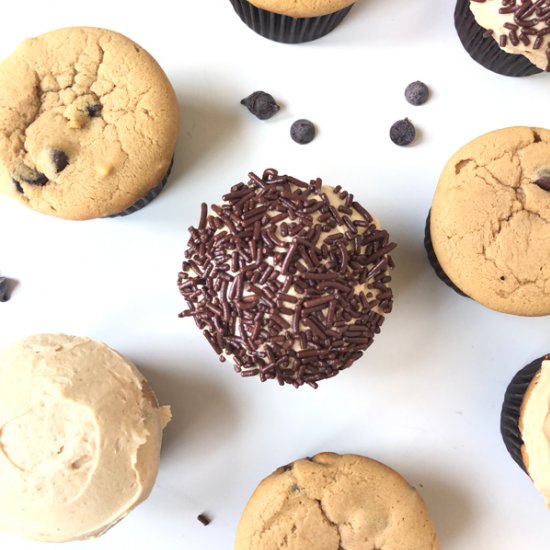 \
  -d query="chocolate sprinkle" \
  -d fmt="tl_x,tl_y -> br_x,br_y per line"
474,0 -> 550,70
197,513 -> 211,526
178,169 -> 396,388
